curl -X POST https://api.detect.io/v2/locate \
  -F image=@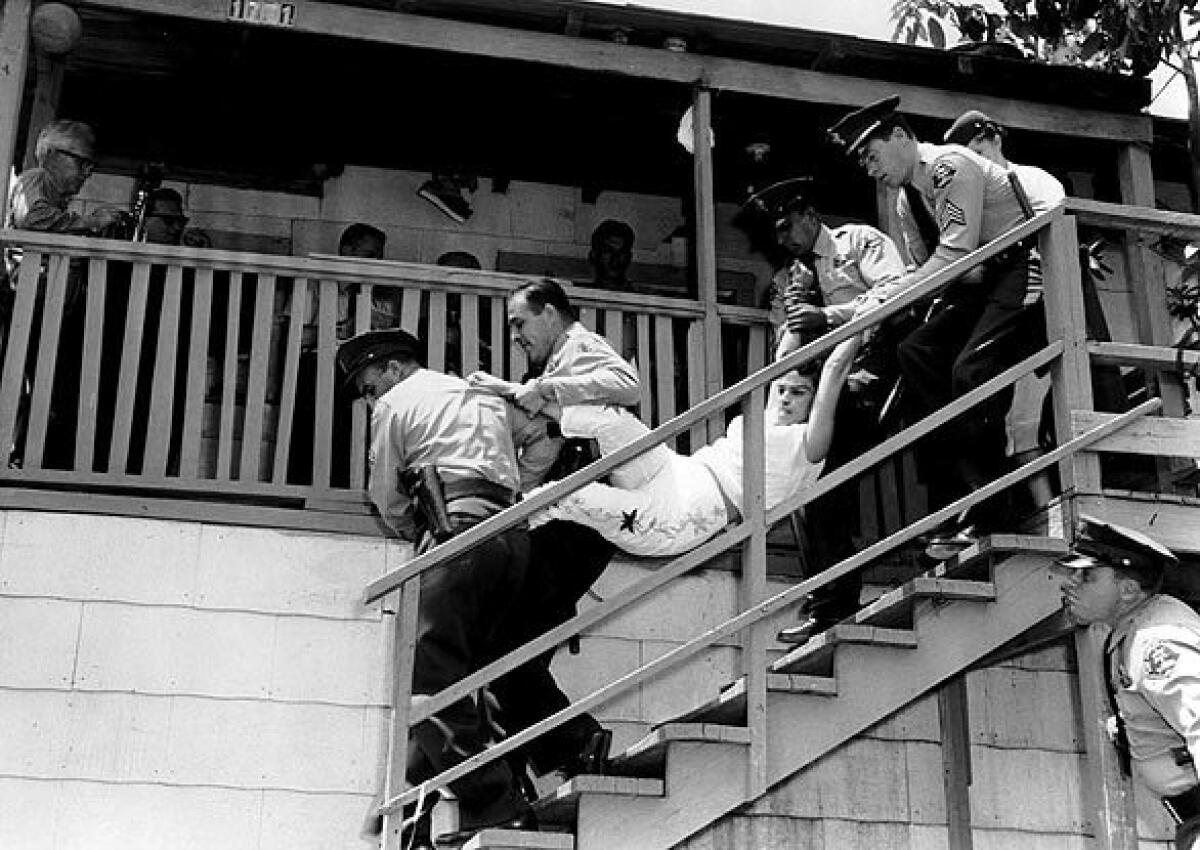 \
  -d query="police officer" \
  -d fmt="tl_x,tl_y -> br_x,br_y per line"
827,95 -> 1061,554
1058,515 -> 1200,849
339,328 -> 533,845
739,178 -> 908,645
